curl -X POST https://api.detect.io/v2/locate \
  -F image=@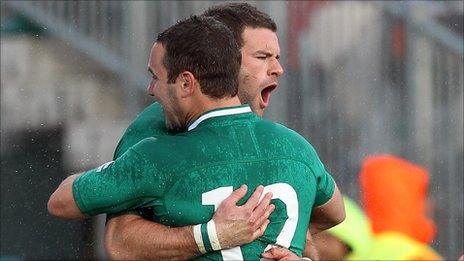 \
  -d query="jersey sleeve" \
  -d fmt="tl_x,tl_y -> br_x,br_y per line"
73,138 -> 167,216
310,147 -> 336,207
